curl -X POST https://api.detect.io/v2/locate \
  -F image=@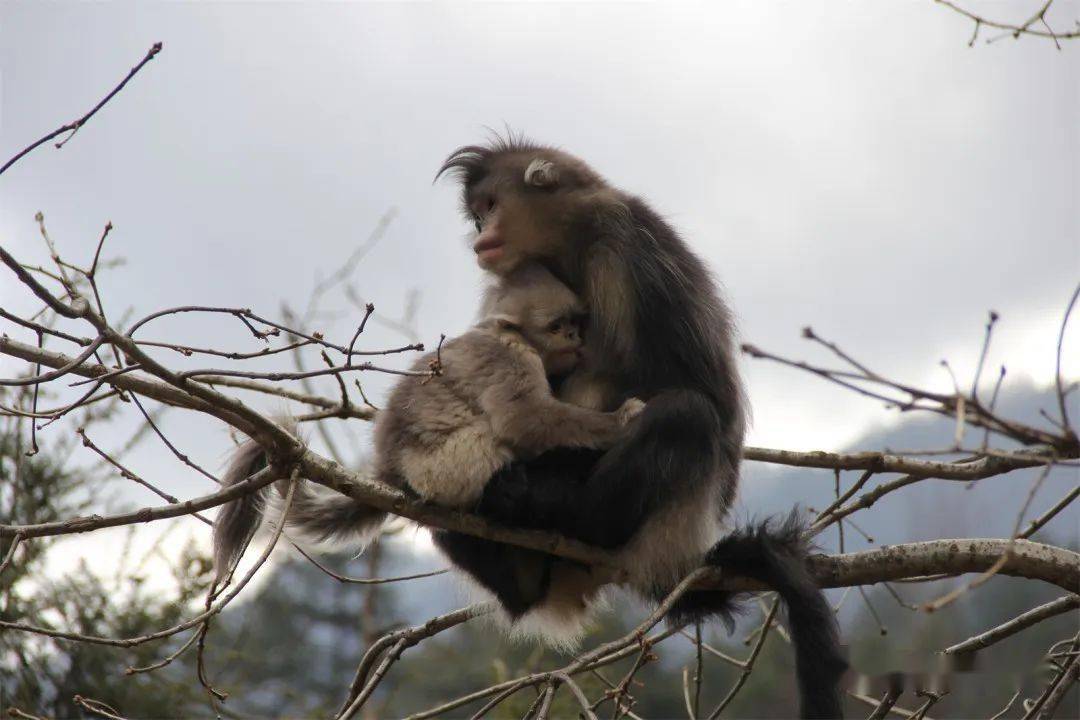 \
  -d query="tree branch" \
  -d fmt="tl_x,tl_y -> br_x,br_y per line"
943,594 -> 1080,655
0,43 -> 163,177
